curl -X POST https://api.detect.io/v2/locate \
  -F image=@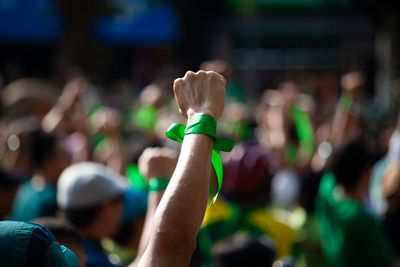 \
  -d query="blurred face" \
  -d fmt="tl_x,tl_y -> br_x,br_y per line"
45,142 -> 71,183
101,195 -> 124,237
